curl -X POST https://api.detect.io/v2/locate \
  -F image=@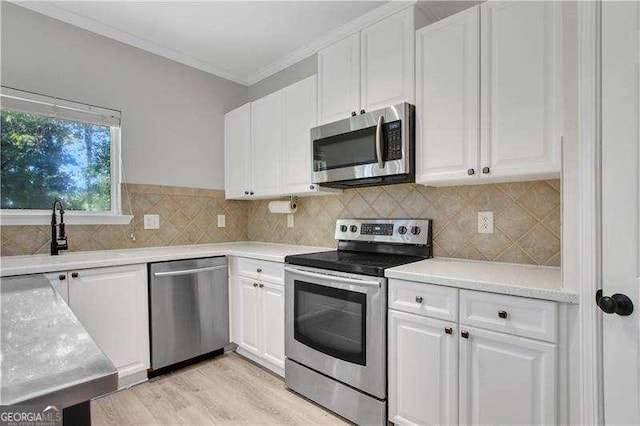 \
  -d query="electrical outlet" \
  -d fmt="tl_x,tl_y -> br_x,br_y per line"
143,214 -> 160,230
478,211 -> 494,234
217,214 -> 226,228
287,214 -> 294,228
